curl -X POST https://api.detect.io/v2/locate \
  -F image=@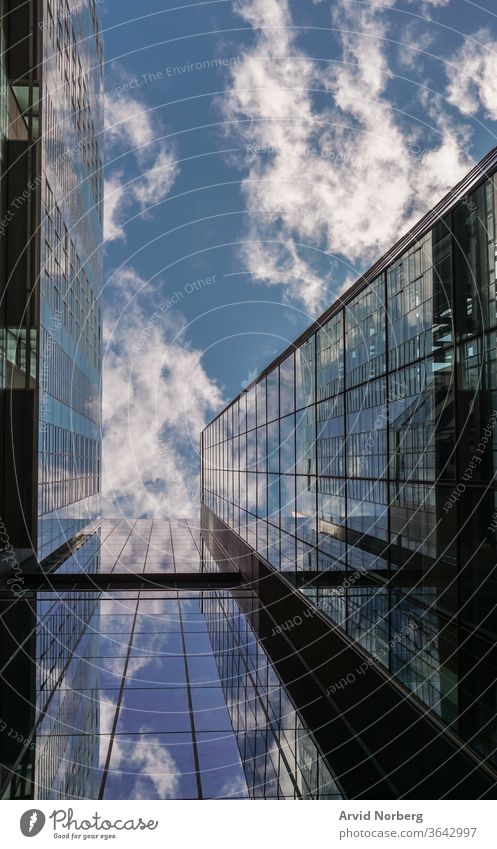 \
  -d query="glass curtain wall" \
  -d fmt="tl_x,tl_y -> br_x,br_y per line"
0,520 -> 339,800
37,0 -> 103,557
202,171 -> 497,765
